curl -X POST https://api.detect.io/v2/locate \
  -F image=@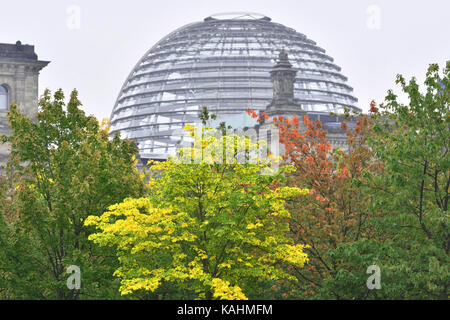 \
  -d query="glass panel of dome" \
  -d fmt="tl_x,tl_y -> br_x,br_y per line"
168,72 -> 182,80
139,140 -> 153,148
156,115 -> 171,123
160,92 -> 176,100
153,148 -> 166,154
170,123 -> 183,131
